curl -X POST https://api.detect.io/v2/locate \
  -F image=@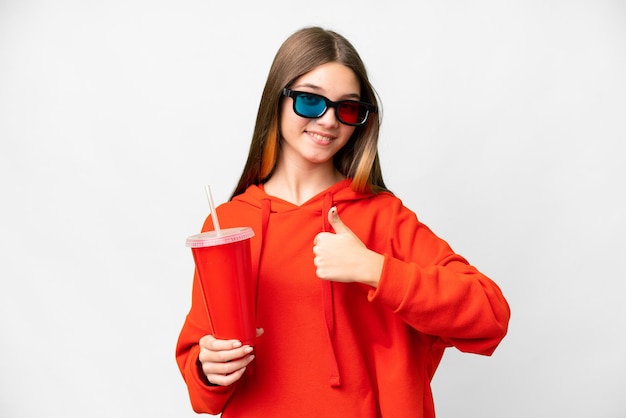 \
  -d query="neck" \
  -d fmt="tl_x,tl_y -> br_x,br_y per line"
263,160 -> 345,206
